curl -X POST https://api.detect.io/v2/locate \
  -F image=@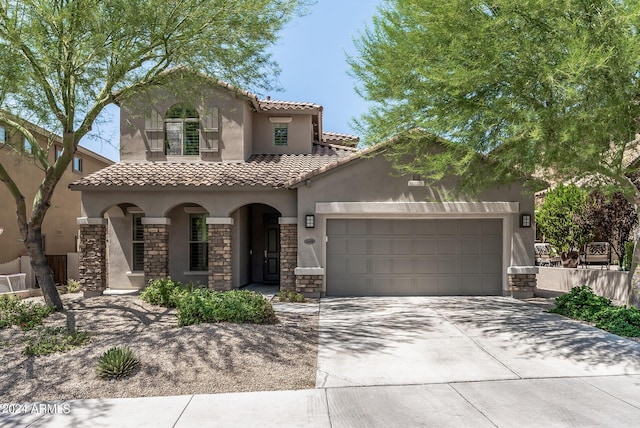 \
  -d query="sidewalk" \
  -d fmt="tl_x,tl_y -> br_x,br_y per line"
3,375 -> 640,427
